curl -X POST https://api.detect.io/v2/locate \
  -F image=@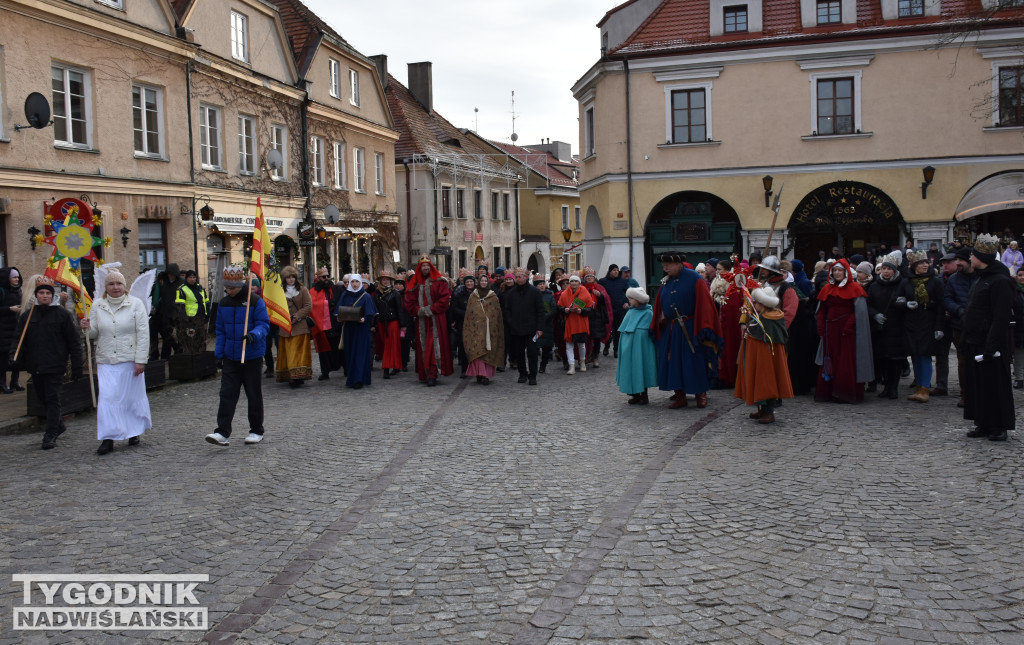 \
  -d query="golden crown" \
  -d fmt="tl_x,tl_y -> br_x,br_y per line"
974,233 -> 999,256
